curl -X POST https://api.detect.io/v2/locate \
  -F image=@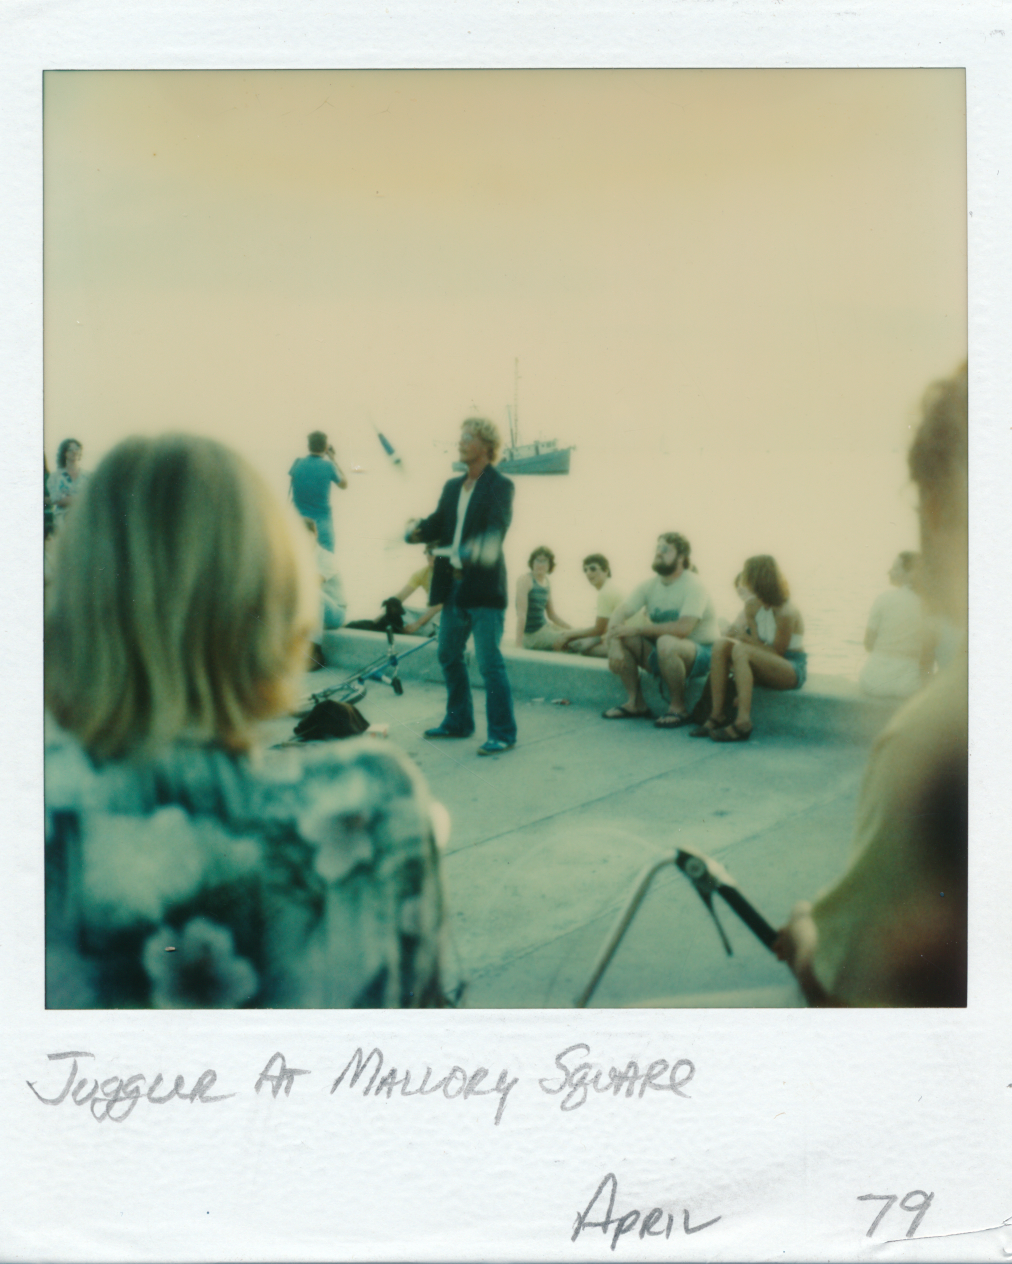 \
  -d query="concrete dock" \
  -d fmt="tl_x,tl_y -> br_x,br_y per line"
282,631 -> 898,1009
